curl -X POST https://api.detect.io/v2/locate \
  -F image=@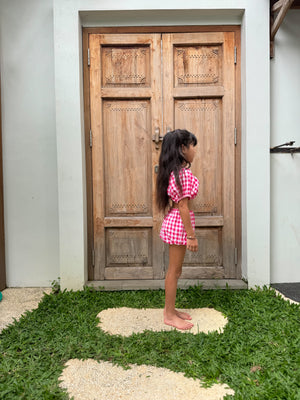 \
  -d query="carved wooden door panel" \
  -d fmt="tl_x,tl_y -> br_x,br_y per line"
89,34 -> 164,280
89,31 -> 238,281
163,32 -> 236,278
